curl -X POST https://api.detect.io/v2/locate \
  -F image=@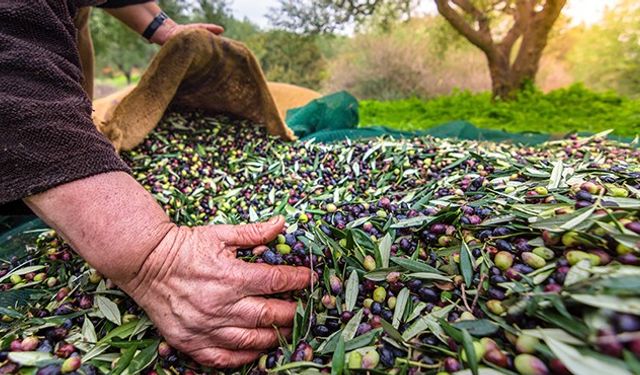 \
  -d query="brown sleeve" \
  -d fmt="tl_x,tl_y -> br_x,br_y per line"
0,0 -> 130,205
